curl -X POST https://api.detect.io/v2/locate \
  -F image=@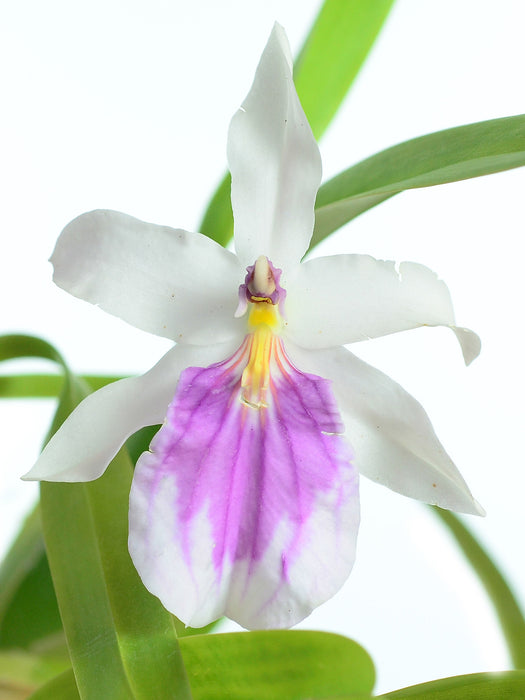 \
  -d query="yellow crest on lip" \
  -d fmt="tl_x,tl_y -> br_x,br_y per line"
247,301 -> 281,331
241,295 -> 283,409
